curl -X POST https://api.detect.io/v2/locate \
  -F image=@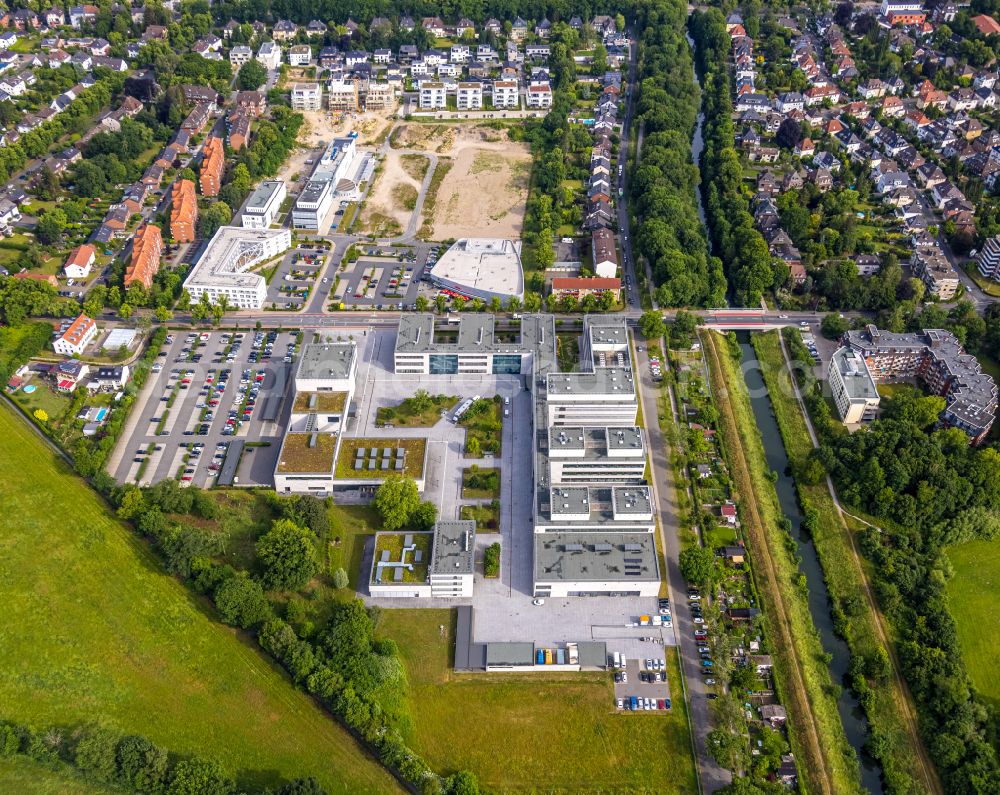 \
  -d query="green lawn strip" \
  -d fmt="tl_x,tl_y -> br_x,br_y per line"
753,330 -> 926,793
460,466 -> 500,499
375,608 -> 698,794
945,539 -> 1000,711
0,756 -> 115,795
459,502 -> 499,531
457,399 -> 502,457
703,331 -> 861,795
417,158 -> 452,239
376,393 -> 457,428
0,405 -> 400,795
